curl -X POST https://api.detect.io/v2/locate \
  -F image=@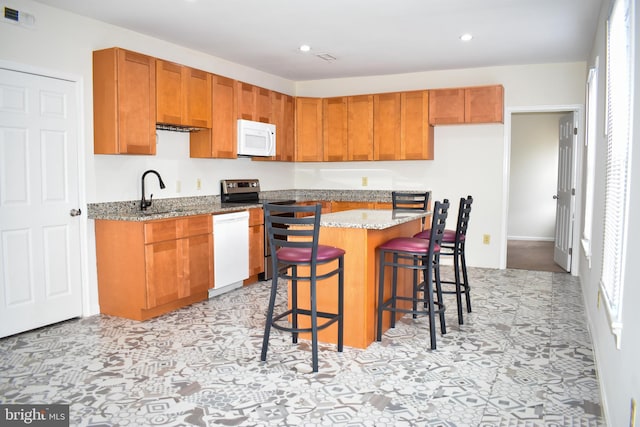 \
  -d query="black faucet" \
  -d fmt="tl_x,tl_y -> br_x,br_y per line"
141,169 -> 166,210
